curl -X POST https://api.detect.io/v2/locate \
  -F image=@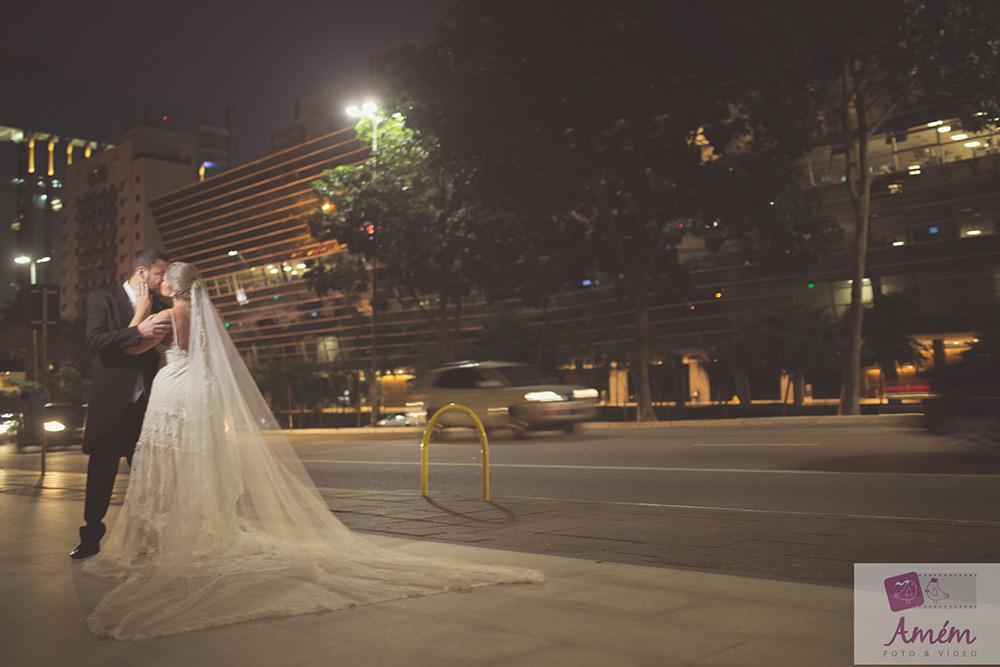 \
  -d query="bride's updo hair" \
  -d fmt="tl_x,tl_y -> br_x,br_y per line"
166,262 -> 201,304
